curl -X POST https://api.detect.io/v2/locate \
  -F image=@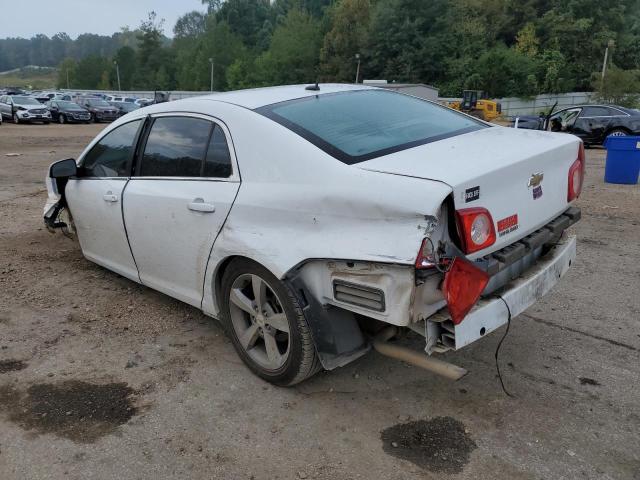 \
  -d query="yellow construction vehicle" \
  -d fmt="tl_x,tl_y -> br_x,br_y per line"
447,90 -> 502,121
